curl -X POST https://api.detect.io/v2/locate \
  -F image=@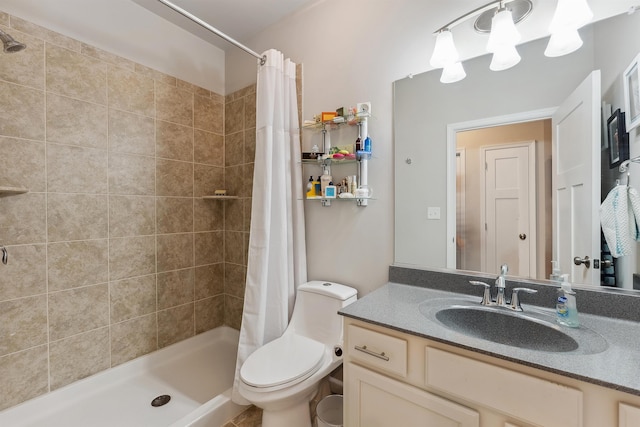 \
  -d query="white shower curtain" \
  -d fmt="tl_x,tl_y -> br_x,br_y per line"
231,49 -> 307,405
